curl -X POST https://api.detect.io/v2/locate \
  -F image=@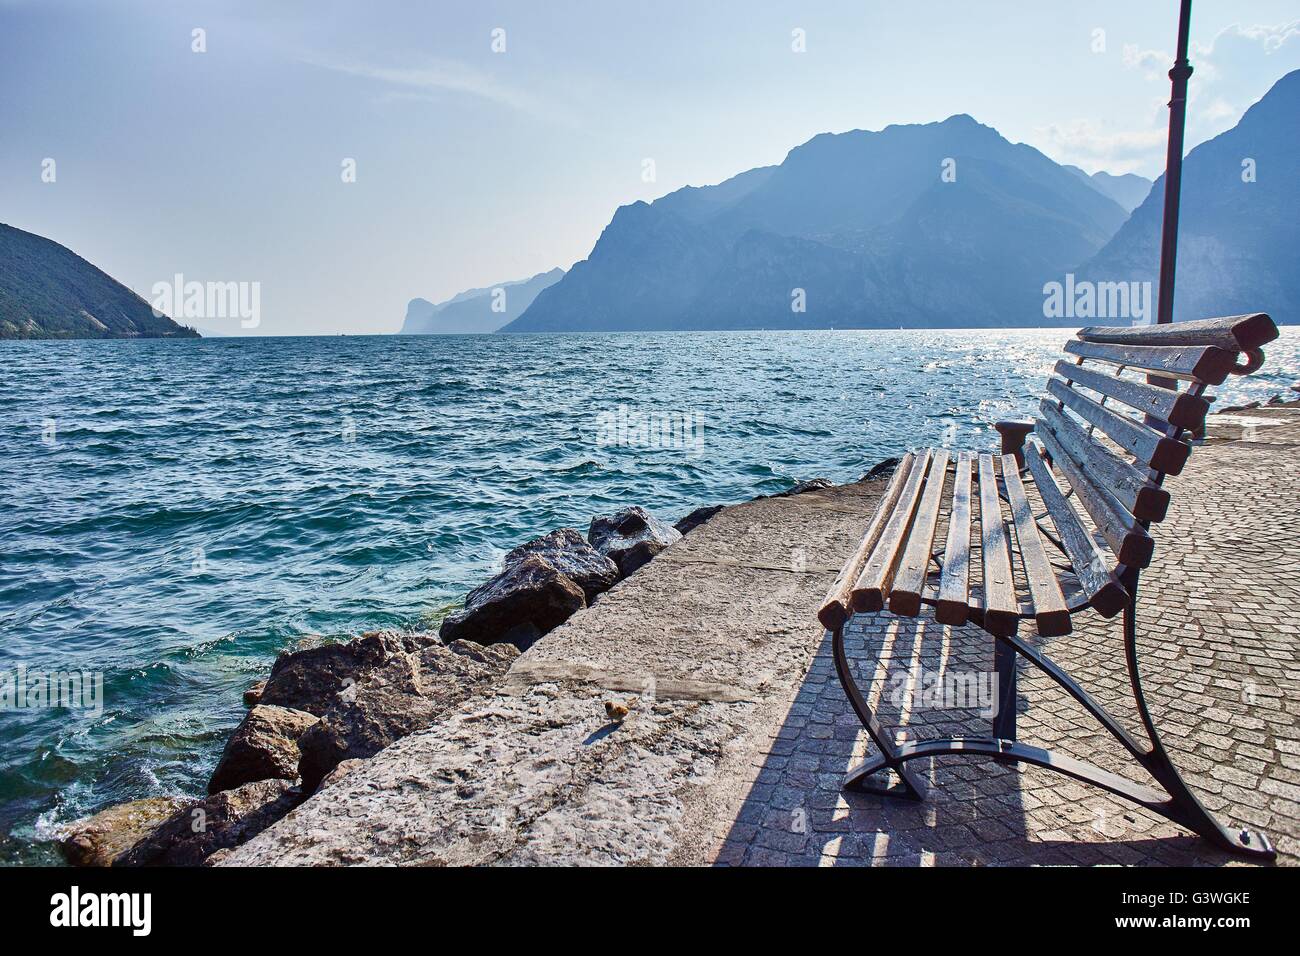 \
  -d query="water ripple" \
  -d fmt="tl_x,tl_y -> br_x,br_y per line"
0,328 -> 1295,863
